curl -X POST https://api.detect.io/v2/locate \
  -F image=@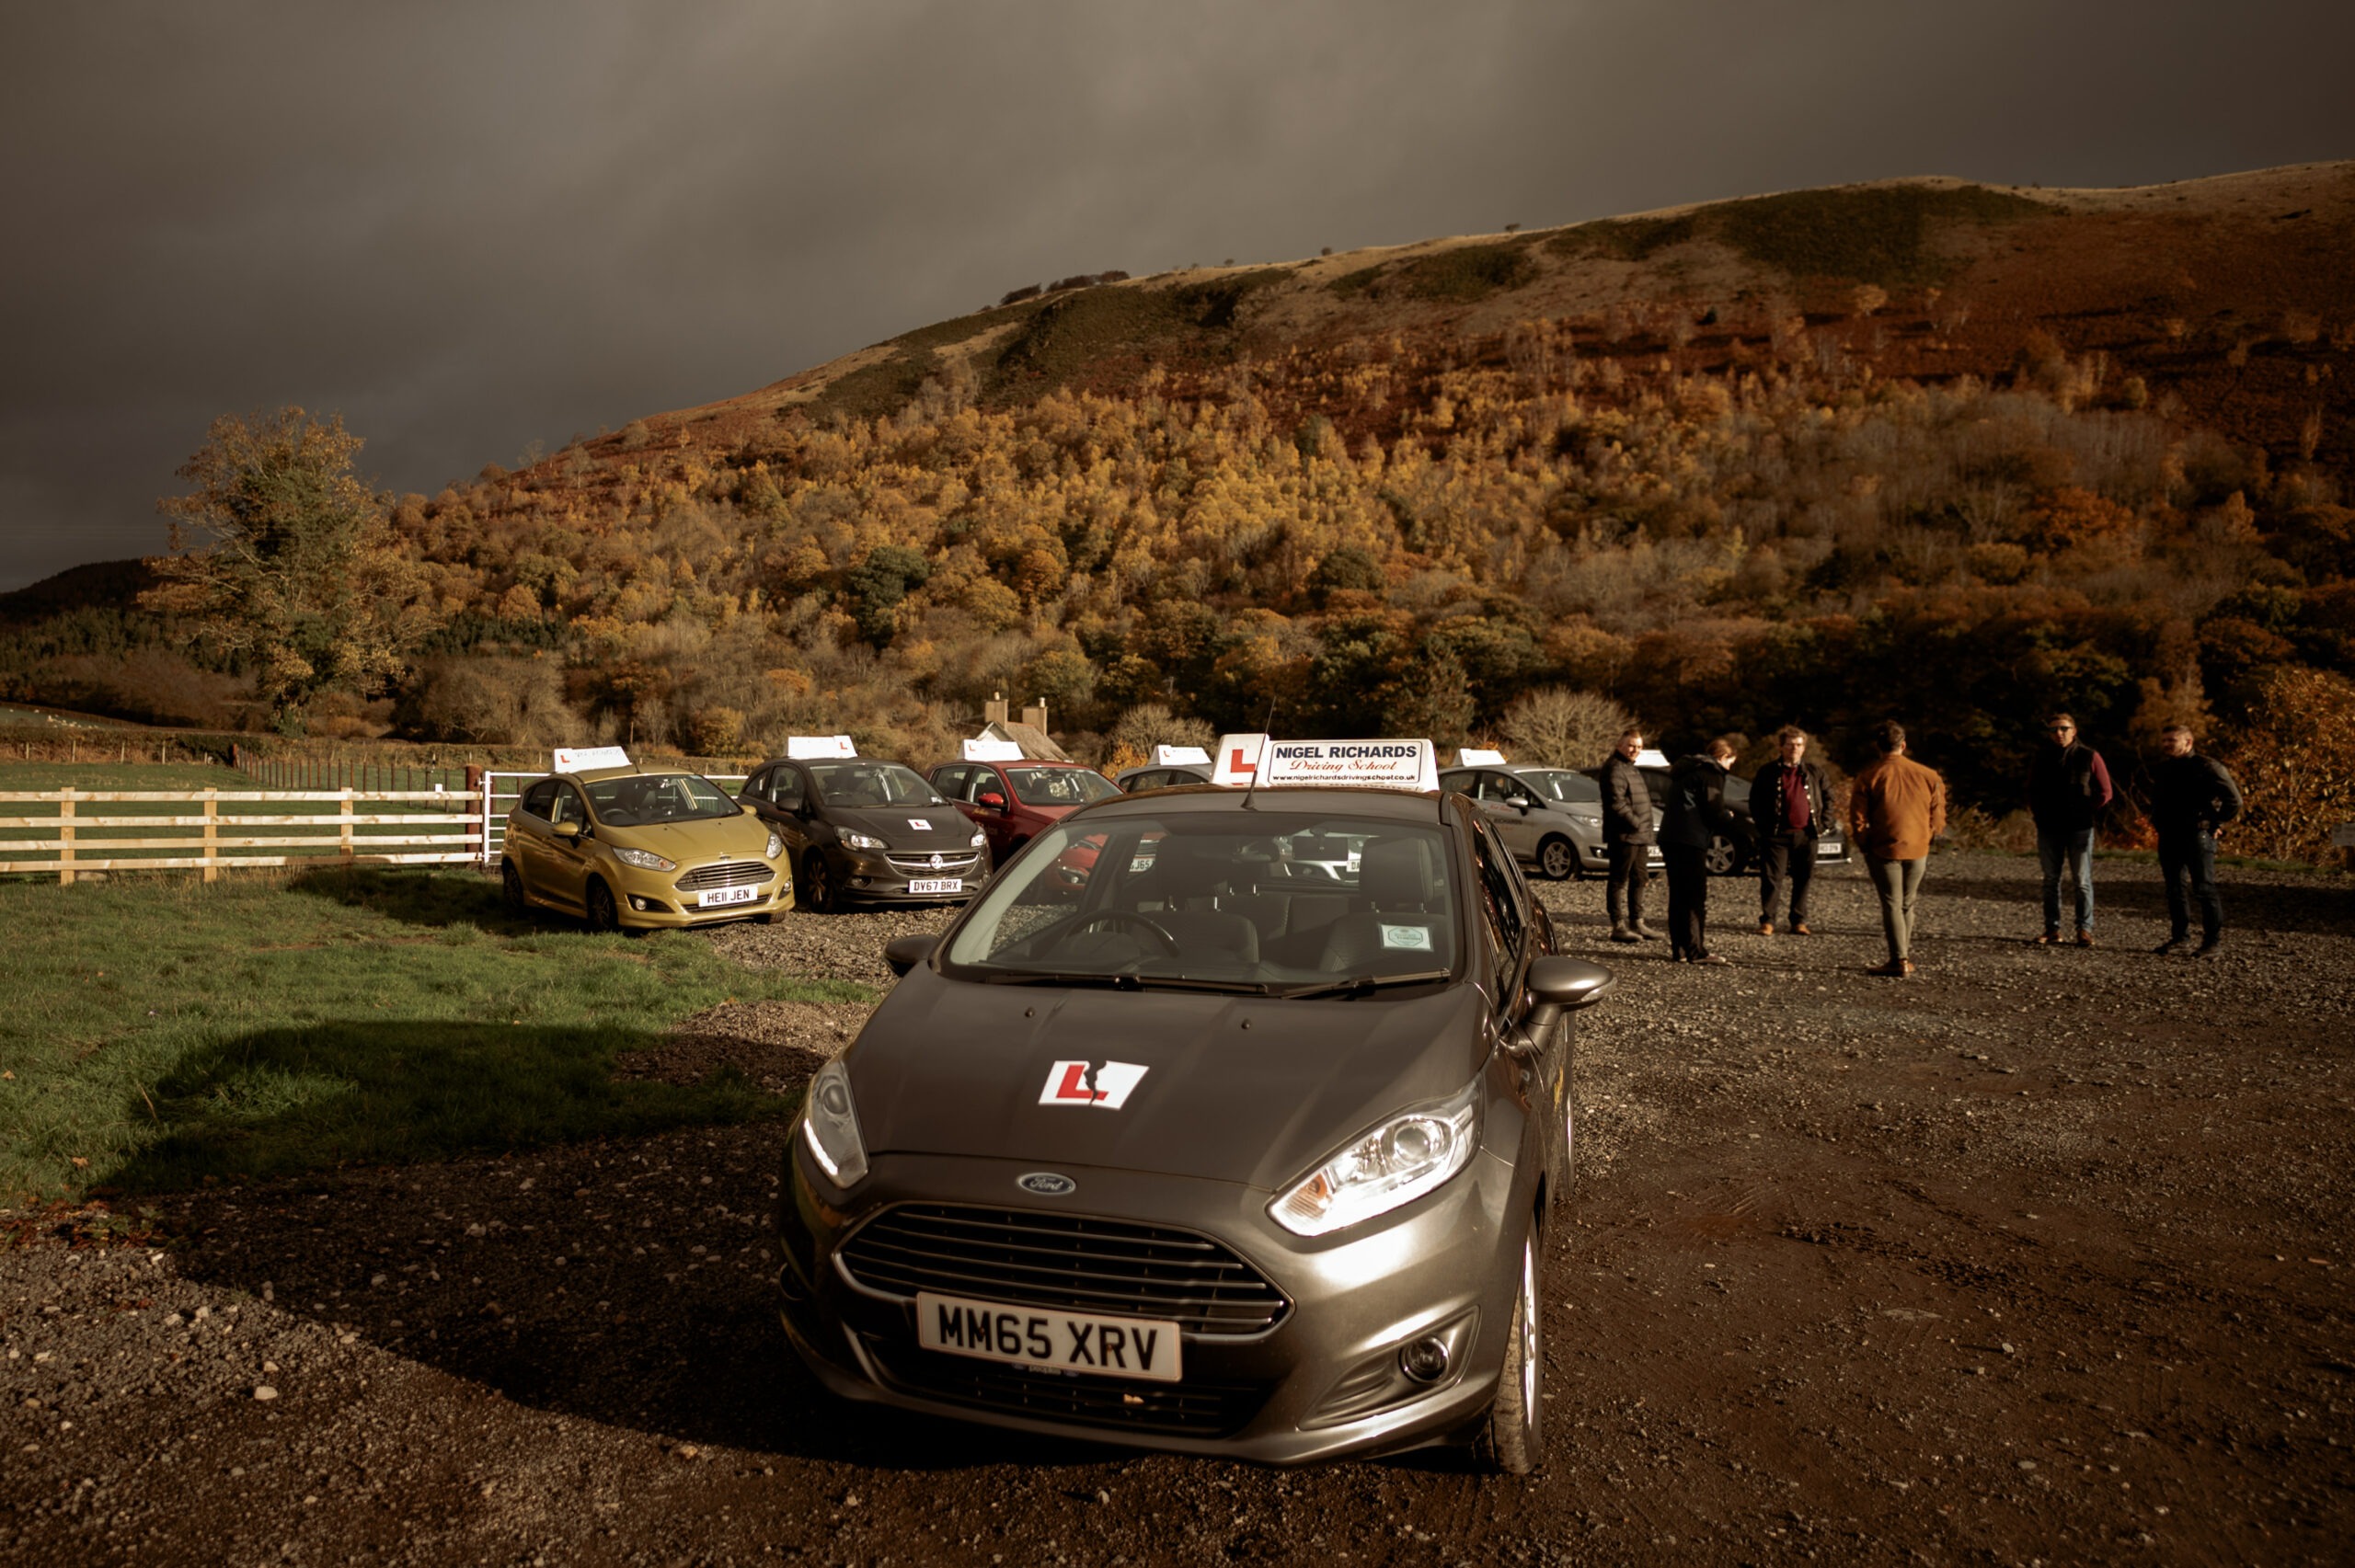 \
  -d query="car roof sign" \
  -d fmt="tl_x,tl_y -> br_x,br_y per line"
1212,734 -> 1439,792
554,745 -> 631,773
962,738 -> 1026,761
1457,747 -> 1506,766
1153,744 -> 1212,766
787,735 -> 858,760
